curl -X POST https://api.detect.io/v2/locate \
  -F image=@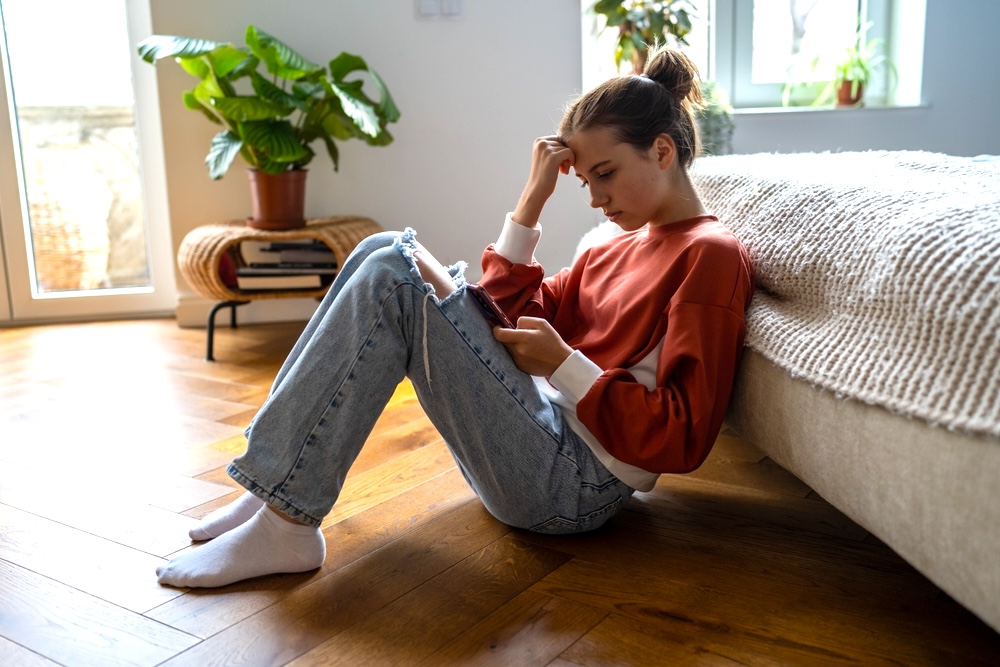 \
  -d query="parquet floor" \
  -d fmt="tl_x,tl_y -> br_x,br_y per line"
1,318 -> 998,666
